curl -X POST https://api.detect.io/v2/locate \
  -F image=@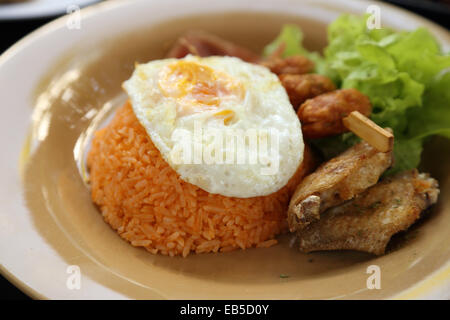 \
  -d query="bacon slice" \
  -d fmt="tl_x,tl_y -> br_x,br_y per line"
279,74 -> 336,110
